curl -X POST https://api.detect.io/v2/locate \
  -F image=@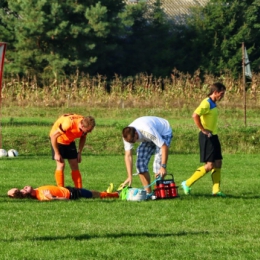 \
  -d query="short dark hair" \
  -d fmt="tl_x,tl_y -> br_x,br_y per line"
122,127 -> 136,142
7,188 -> 31,199
82,116 -> 95,128
208,82 -> 226,96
